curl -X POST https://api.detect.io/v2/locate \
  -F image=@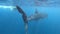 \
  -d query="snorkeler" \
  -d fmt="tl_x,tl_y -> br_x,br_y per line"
16,6 -> 28,34
16,5 -> 48,34
16,6 -> 28,23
